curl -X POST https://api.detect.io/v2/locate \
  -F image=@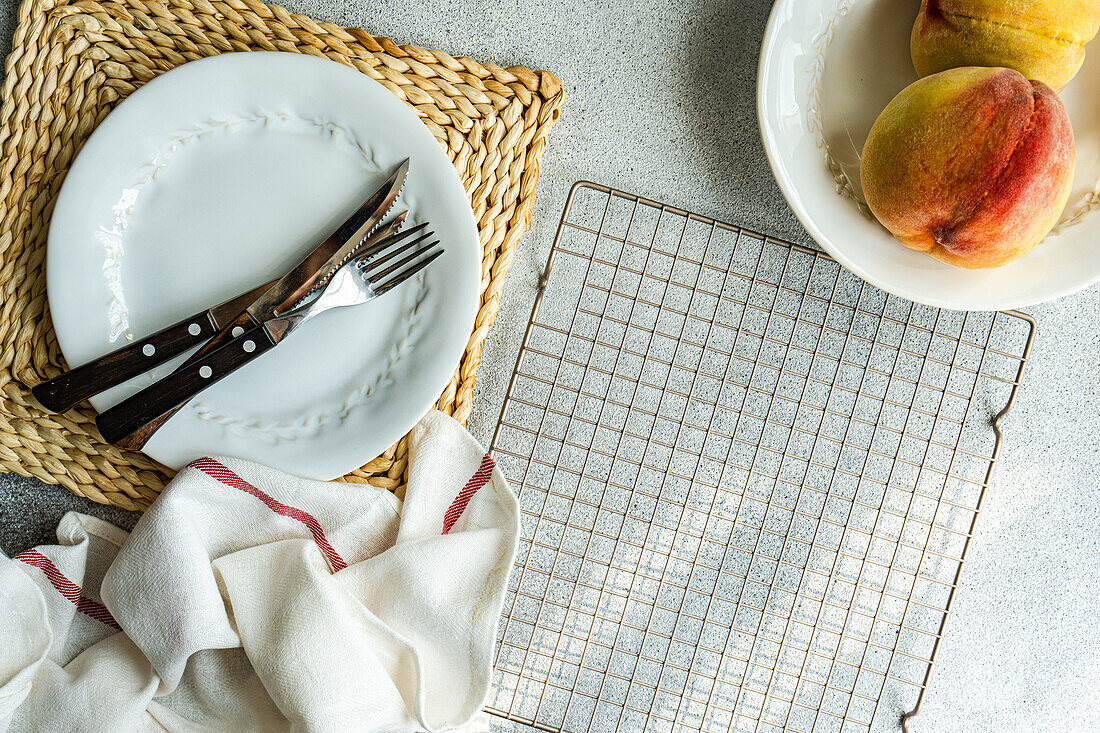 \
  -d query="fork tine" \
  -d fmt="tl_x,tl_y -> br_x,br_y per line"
371,247 -> 444,297
357,230 -> 435,278
364,236 -> 439,284
354,221 -> 430,263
